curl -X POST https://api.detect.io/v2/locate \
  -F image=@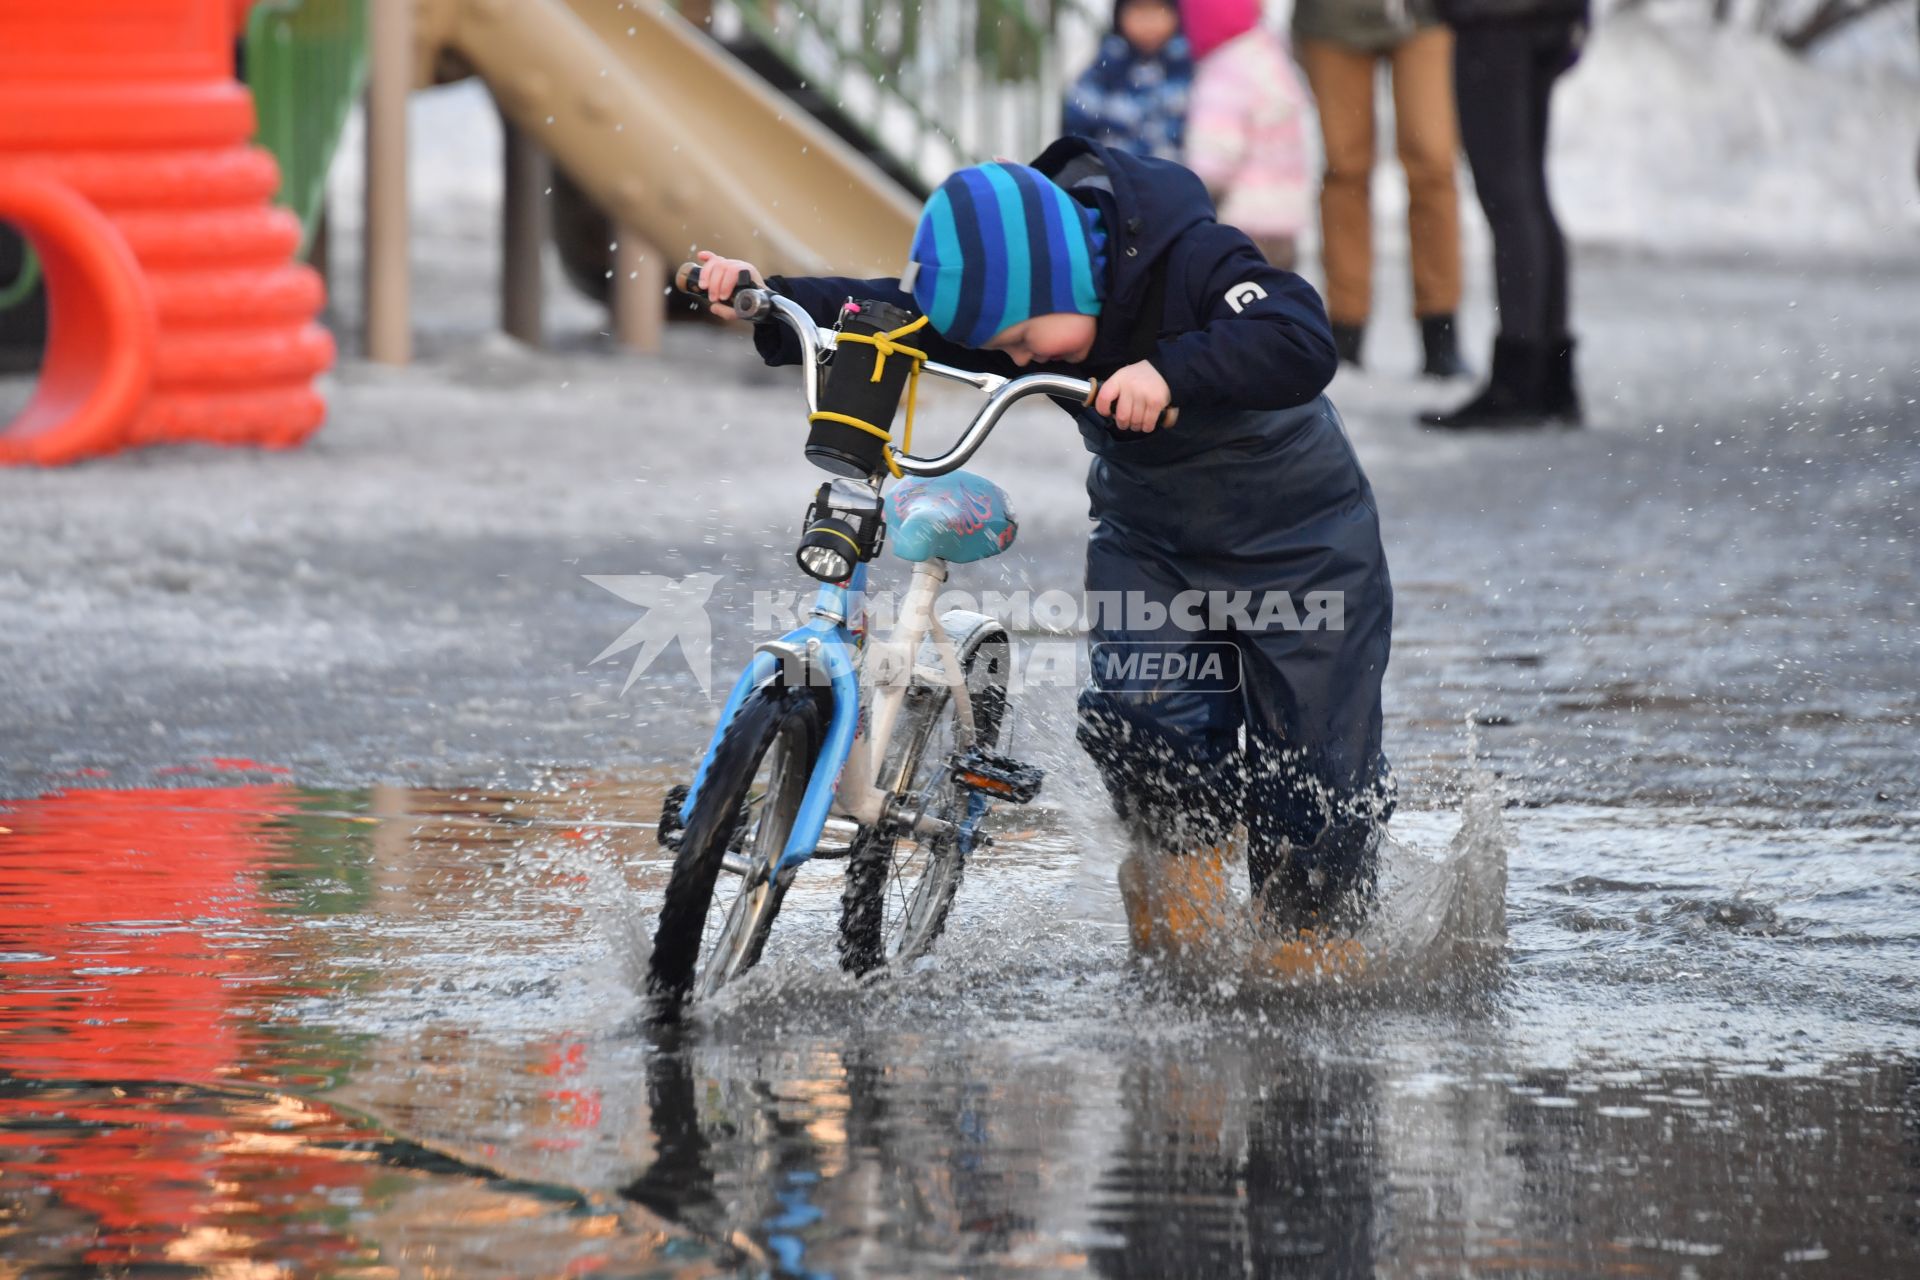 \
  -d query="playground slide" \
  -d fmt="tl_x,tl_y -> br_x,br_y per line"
437,0 -> 920,280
